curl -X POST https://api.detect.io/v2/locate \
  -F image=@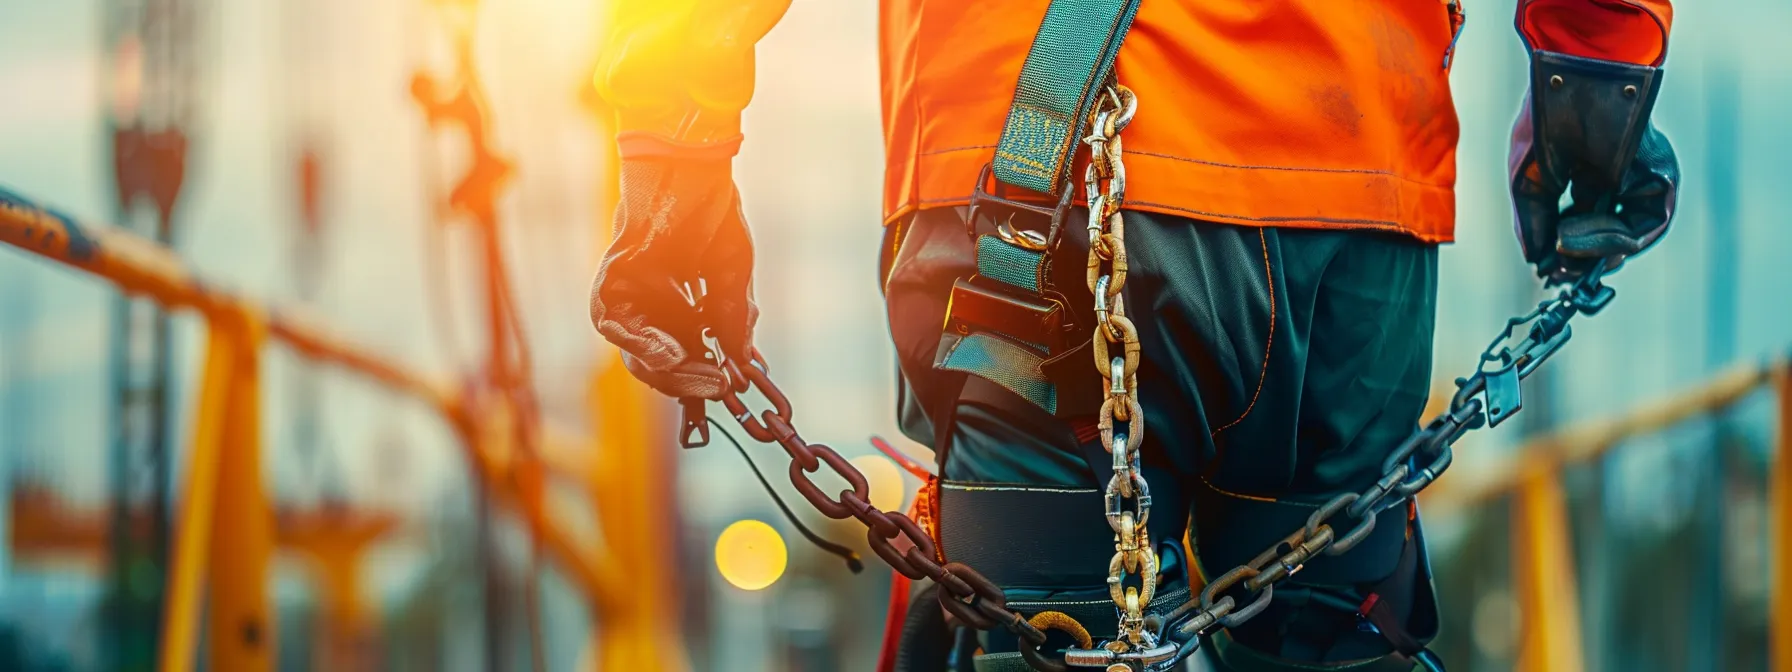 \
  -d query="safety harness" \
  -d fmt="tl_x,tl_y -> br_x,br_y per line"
675,0 -> 1630,668
925,0 -> 1612,668
933,0 -> 1179,662
940,0 -> 1141,420
926,0 -> 1174,665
